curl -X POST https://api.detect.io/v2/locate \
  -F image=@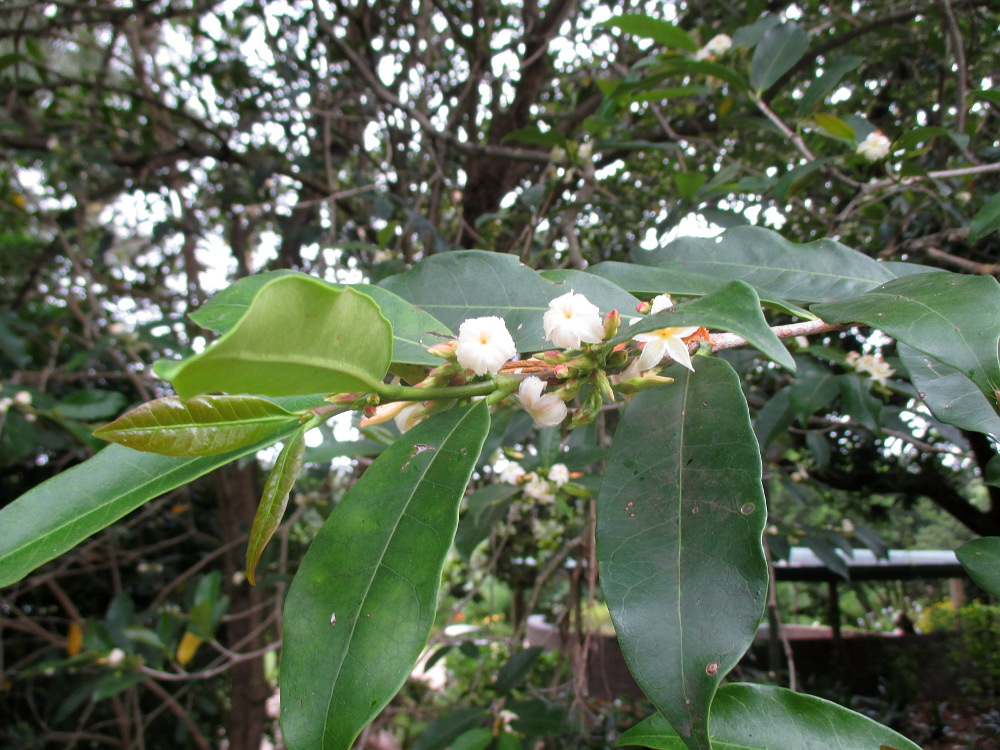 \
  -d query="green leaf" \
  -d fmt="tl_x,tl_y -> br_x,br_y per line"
969,192 -> 1000,243
837,375 -> 882,433
601,14 -> 698,52
813,272 -> 1000,414
986,455 -> 1000,488
787,358 -> 839,423
586,261 -> 812,319
55,389 -> 129,421
810,113 -> 854,141
188,270 -> 301,332
773,157 -> 836,202
450,729 -> 493,750
280,401 -> 490,750
637,226 -> 896,304
0,396 -> 319,588
749,23 -> 809,93
614,280 -> 795,371
897,343 -> 1000,439
93,395 -> 302,456
957,537 -> 1000,597
795,56 -> 863,116
502,125 -> 568,148
673,172 -> 707,199
246,425 -> 307,585
617,683 -> 921,749
494,647 -> 545,696
155,276 -> 392,398
380,251 -> 560,352
597,358 -> 767,750
413,708 -> 491,750
455,483 -> 521,559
